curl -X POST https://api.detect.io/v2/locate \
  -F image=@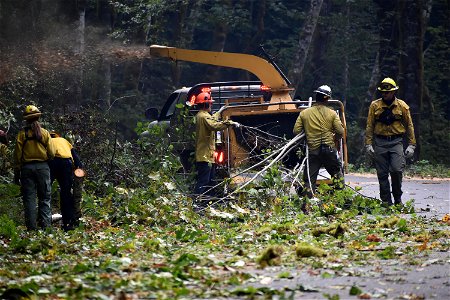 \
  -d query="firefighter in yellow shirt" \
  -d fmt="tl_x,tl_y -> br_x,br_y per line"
14,105 -> 55,231
365,78 -> 416,206
194,92 -> 238,198
48,131 -> 83,231
293,85 -> 344,198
